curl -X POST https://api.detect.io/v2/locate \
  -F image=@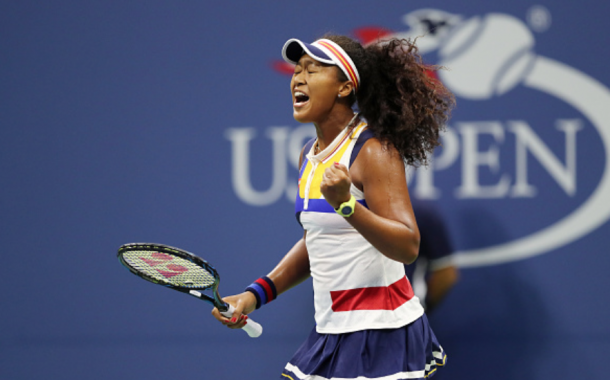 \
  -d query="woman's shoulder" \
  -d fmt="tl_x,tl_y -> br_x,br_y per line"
356,133 -> 401,164
351,131 -> 405,188
298,137 -> 317,168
